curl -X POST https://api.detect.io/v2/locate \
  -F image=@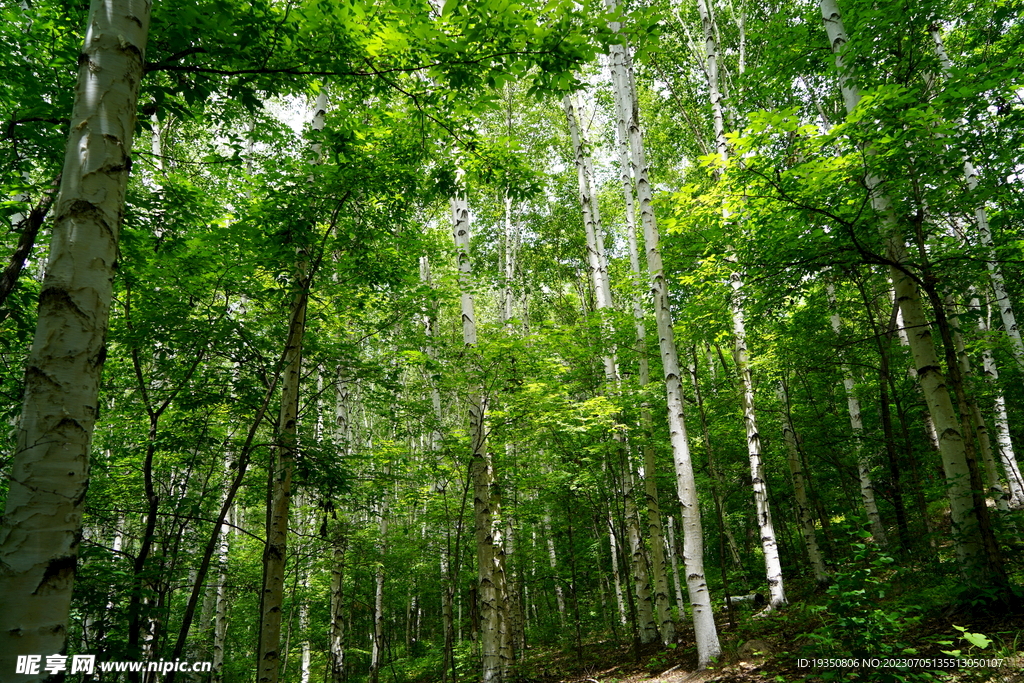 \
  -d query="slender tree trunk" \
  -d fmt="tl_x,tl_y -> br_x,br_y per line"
255,92 -> 326,683
451,191 -> 507,683
565,91 -> 674,644
947,298 -> 1013,516
777,383 -> 829,584
820,0 -> 1003,587
607,2 -> 721,664
543,513 -> 566,623
328,366 -> 353,683
849,273 -> 912,550
689,352 -> 743,570
731,287 -> 787,609
974,299 -> 1024,508
826,284 -> 888,545
0,0 -> 151,671
420,255 -> 459,682
211,480 -> 235,683
697,0 -> 787,609
622,465 -> 658,643
665,516 -> 686,614
607,519 -> 628,626
368,502 -> 387,683
929,28 -> 1024,369
0,178 -> 58,315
